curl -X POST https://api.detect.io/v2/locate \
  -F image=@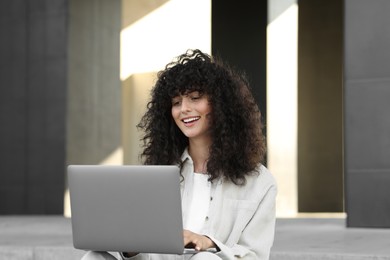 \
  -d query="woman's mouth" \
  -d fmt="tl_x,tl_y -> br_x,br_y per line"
182,116 -> 200,124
